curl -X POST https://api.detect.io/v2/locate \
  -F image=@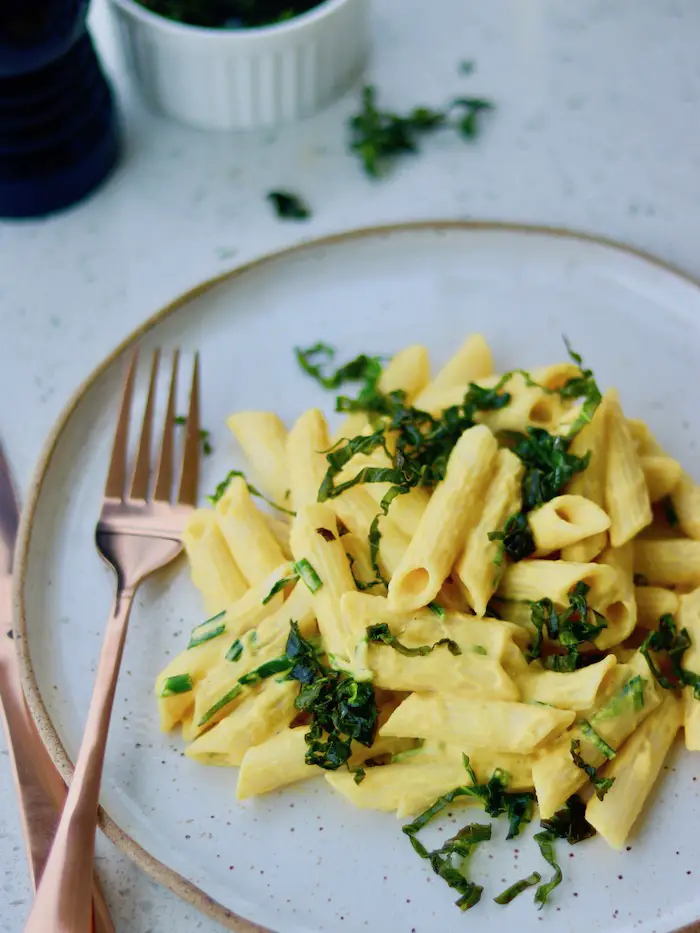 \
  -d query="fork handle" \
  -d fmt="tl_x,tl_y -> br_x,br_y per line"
23,588 -> 134,933
0,654 -> 115,933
